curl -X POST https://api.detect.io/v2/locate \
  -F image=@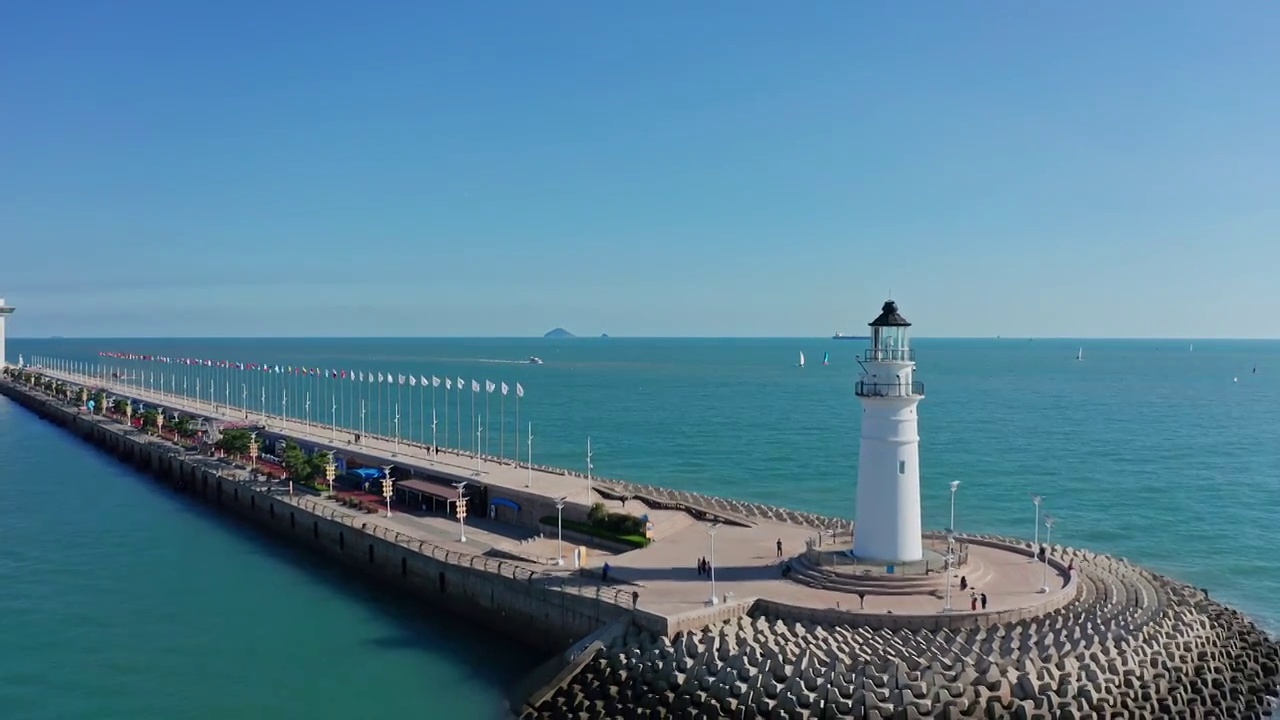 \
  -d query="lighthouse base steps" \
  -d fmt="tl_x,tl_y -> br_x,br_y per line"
786,541 -> 991,597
